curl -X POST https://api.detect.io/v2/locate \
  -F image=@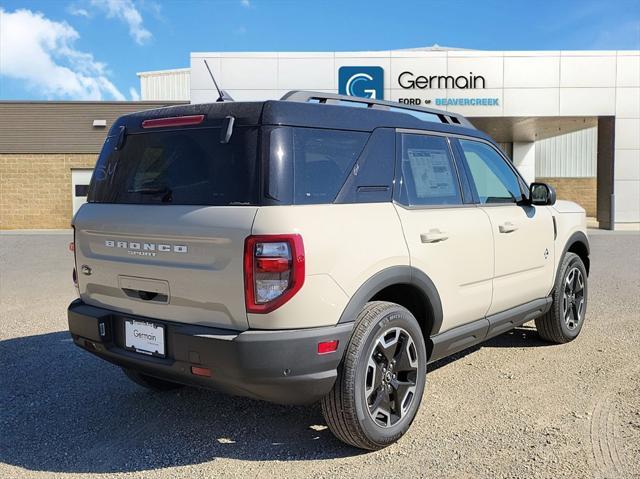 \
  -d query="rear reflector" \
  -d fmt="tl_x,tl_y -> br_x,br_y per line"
68,241 -> 75,252
317,340 -> 339,355
141,114 -> 205,129
191,366 -> 212,377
